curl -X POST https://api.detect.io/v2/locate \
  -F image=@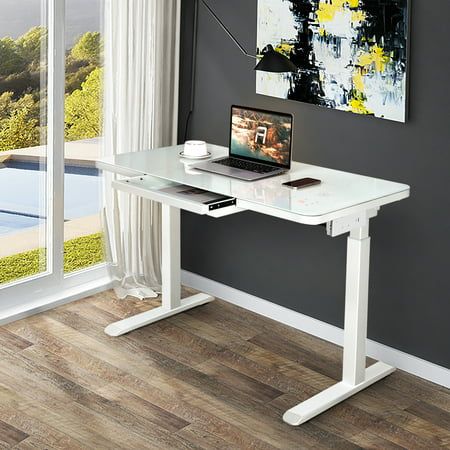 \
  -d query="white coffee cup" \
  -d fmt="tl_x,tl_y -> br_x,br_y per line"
184,140 -> 208,157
